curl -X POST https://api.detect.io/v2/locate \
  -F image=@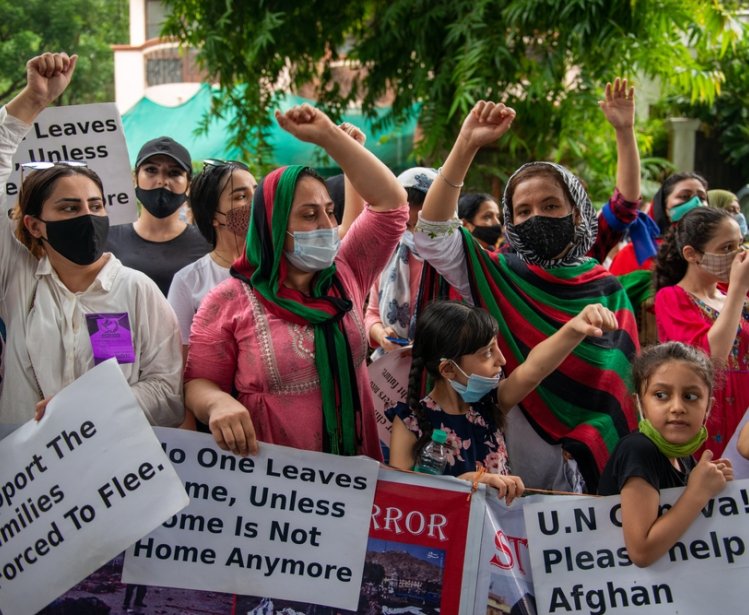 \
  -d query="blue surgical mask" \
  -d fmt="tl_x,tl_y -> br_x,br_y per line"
285,227 -> 341,272
669,196 -> 705,222
735,212 -> 748,238
447,360 -> 502,403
